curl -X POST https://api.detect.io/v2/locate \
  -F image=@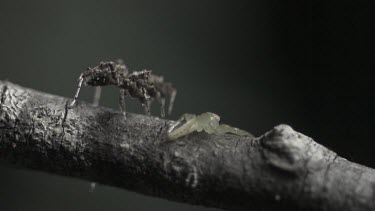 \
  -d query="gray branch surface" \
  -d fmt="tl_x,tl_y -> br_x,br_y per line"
0,81 -> 374,211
